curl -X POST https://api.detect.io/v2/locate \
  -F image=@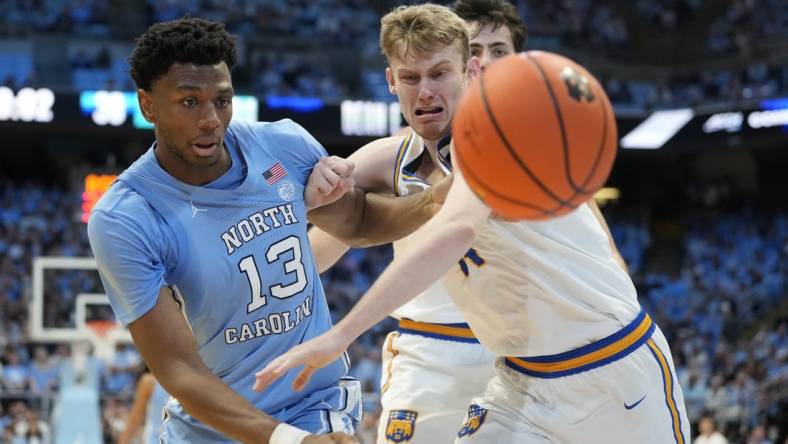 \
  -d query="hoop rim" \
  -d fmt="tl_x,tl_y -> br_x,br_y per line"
85,319 -> 118,338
